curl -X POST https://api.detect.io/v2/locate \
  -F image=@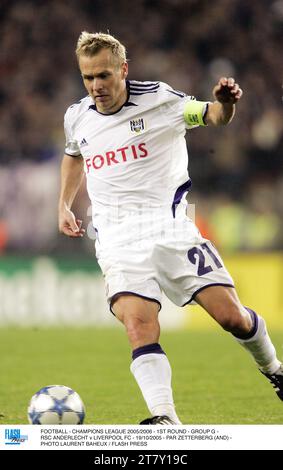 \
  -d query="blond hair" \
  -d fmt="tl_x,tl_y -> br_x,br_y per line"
76,31 -> 127,64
